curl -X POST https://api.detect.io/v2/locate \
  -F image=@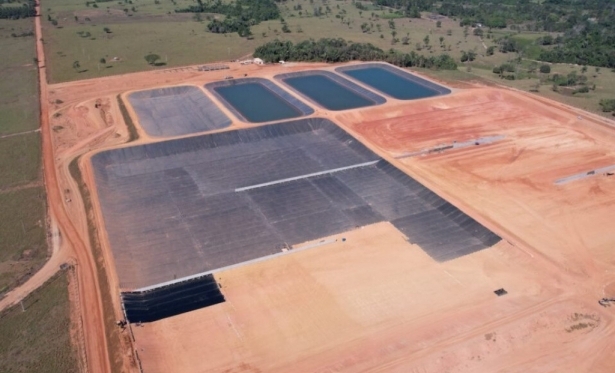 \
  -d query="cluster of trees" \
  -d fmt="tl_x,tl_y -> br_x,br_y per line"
492,61 -> 596,95
538,20 -> 615,68
254,38 -> 458,70
599,99 -> 615,114
0,1 -> 36,19
460,50 -> 476,62
366,0 -> 615,68
492,63 -> 517,80
492,62 -> 549,80
144,54 -> 162,65
207,18 -> 253,36
423,0 -> 606,32
550,71 -> 585,86
177,0 -> 280,36
497,36 -> 519,53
